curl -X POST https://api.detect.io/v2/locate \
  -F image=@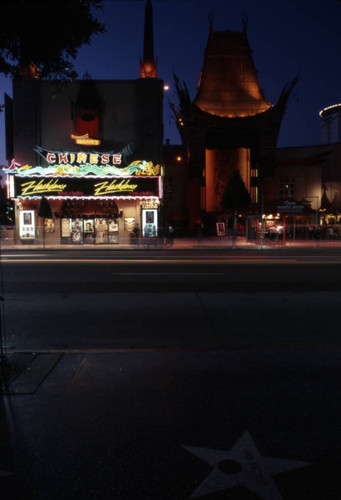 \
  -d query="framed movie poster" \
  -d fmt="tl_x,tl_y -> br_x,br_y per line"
44,218 -> 55,233
23,212 -> 32,225
108,220 -> 118,232
84,219 -> 94,233
61,218 -> 71,237
95,218 -> 108,244
71,218 -> 83,244
124,217 -> 135,232
216,222 -> 226,236
84,219 -> 95,244
20,210 -> 35,240
142,209 -> 157,237
108,219 -> 119,244
145,210 -> 154,223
